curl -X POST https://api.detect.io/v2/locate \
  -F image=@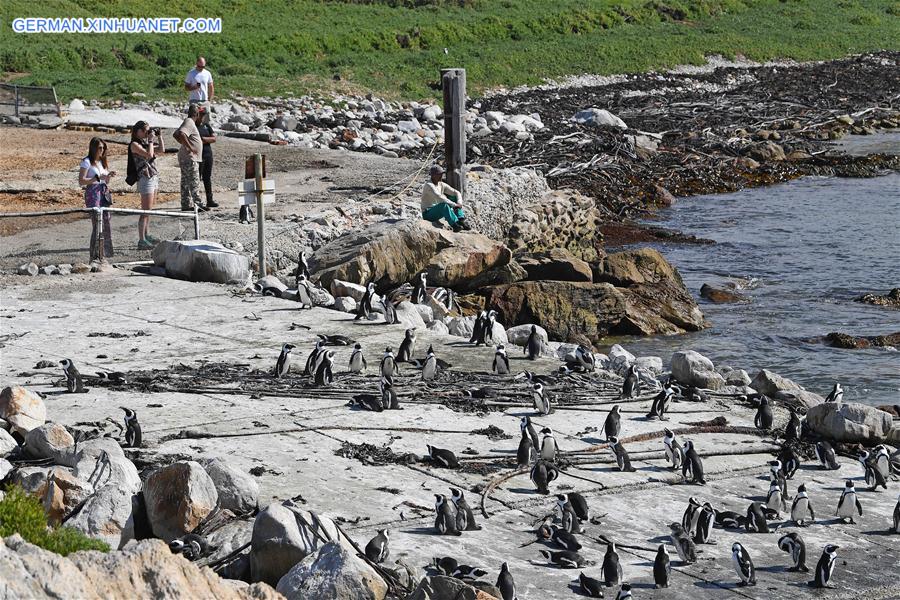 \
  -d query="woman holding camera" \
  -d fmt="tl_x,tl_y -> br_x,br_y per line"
78,137 -> 115,261
128,121 -> 164,249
